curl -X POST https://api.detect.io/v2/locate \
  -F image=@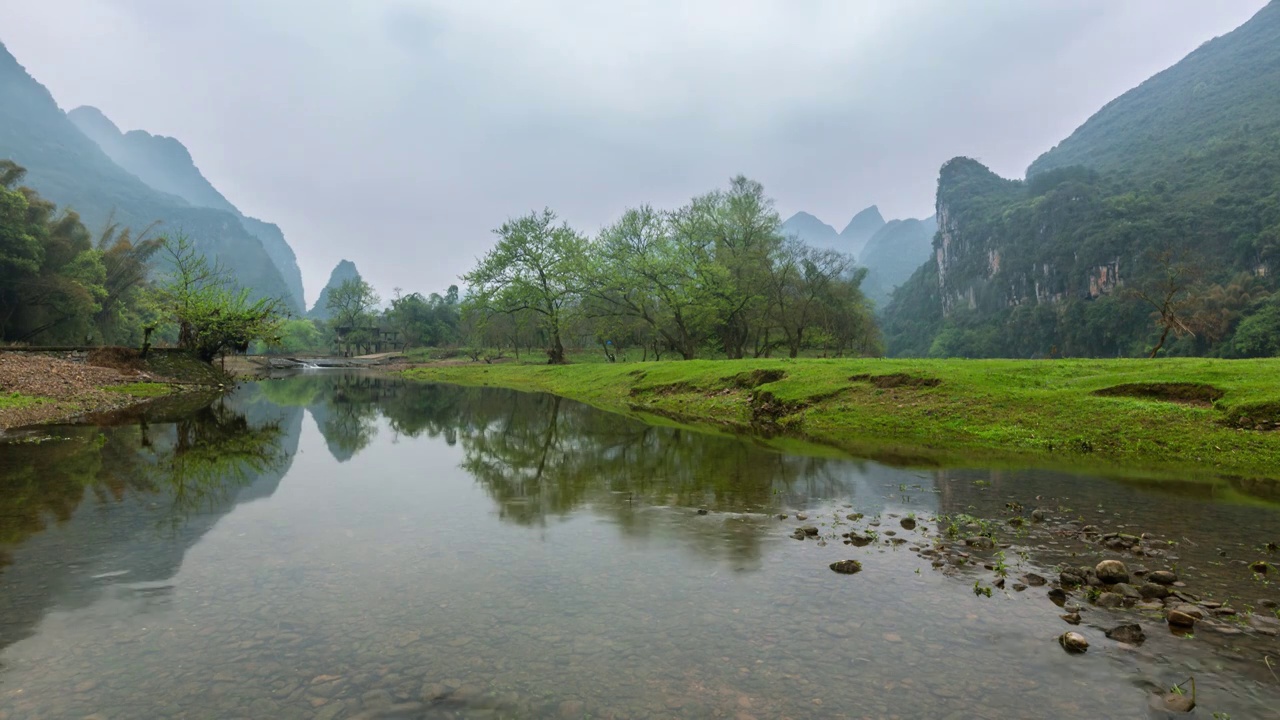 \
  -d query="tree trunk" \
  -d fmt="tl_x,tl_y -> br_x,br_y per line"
1149,324 -> 1172,358
547,327 -> 566,364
